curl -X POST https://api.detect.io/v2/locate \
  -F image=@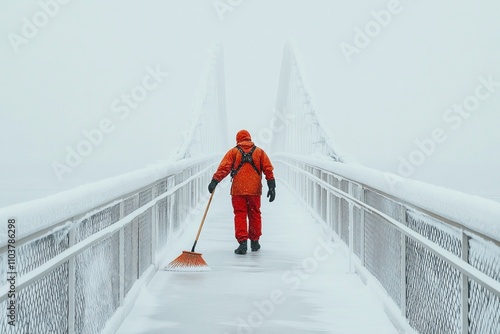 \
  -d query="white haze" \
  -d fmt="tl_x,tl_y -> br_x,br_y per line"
1,0 -> 499,207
